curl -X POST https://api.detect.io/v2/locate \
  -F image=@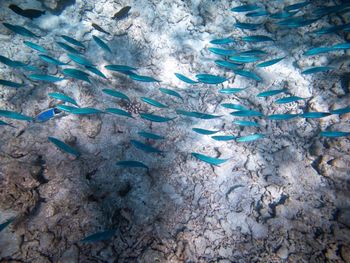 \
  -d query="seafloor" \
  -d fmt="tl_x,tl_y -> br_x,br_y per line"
0,0 -> 350,262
